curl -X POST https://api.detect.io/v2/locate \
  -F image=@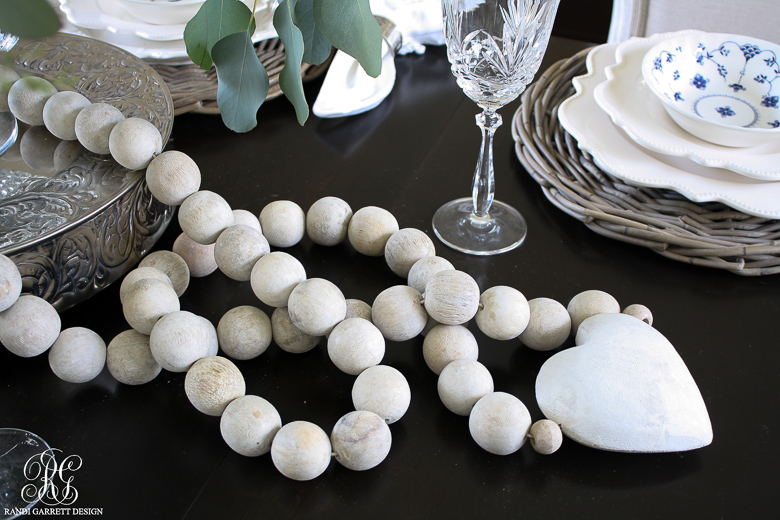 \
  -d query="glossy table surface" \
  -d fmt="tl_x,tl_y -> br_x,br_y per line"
2,37 -> 777,519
